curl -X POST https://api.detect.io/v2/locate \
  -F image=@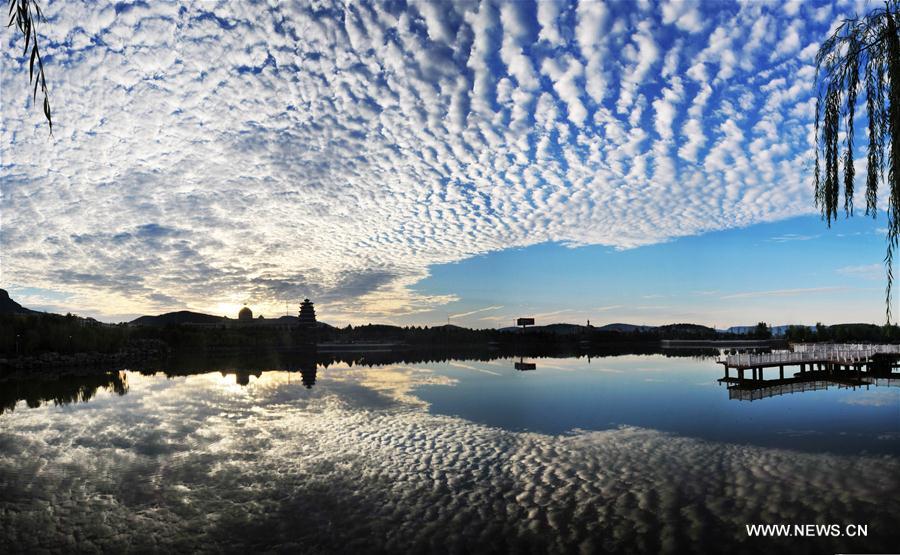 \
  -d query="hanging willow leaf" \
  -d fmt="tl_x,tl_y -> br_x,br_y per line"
43,94 -> 51,132
6,0 -> 52,135
815,0 -> 900,322
28,40 -> 35,80
22,15 -> 29,54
